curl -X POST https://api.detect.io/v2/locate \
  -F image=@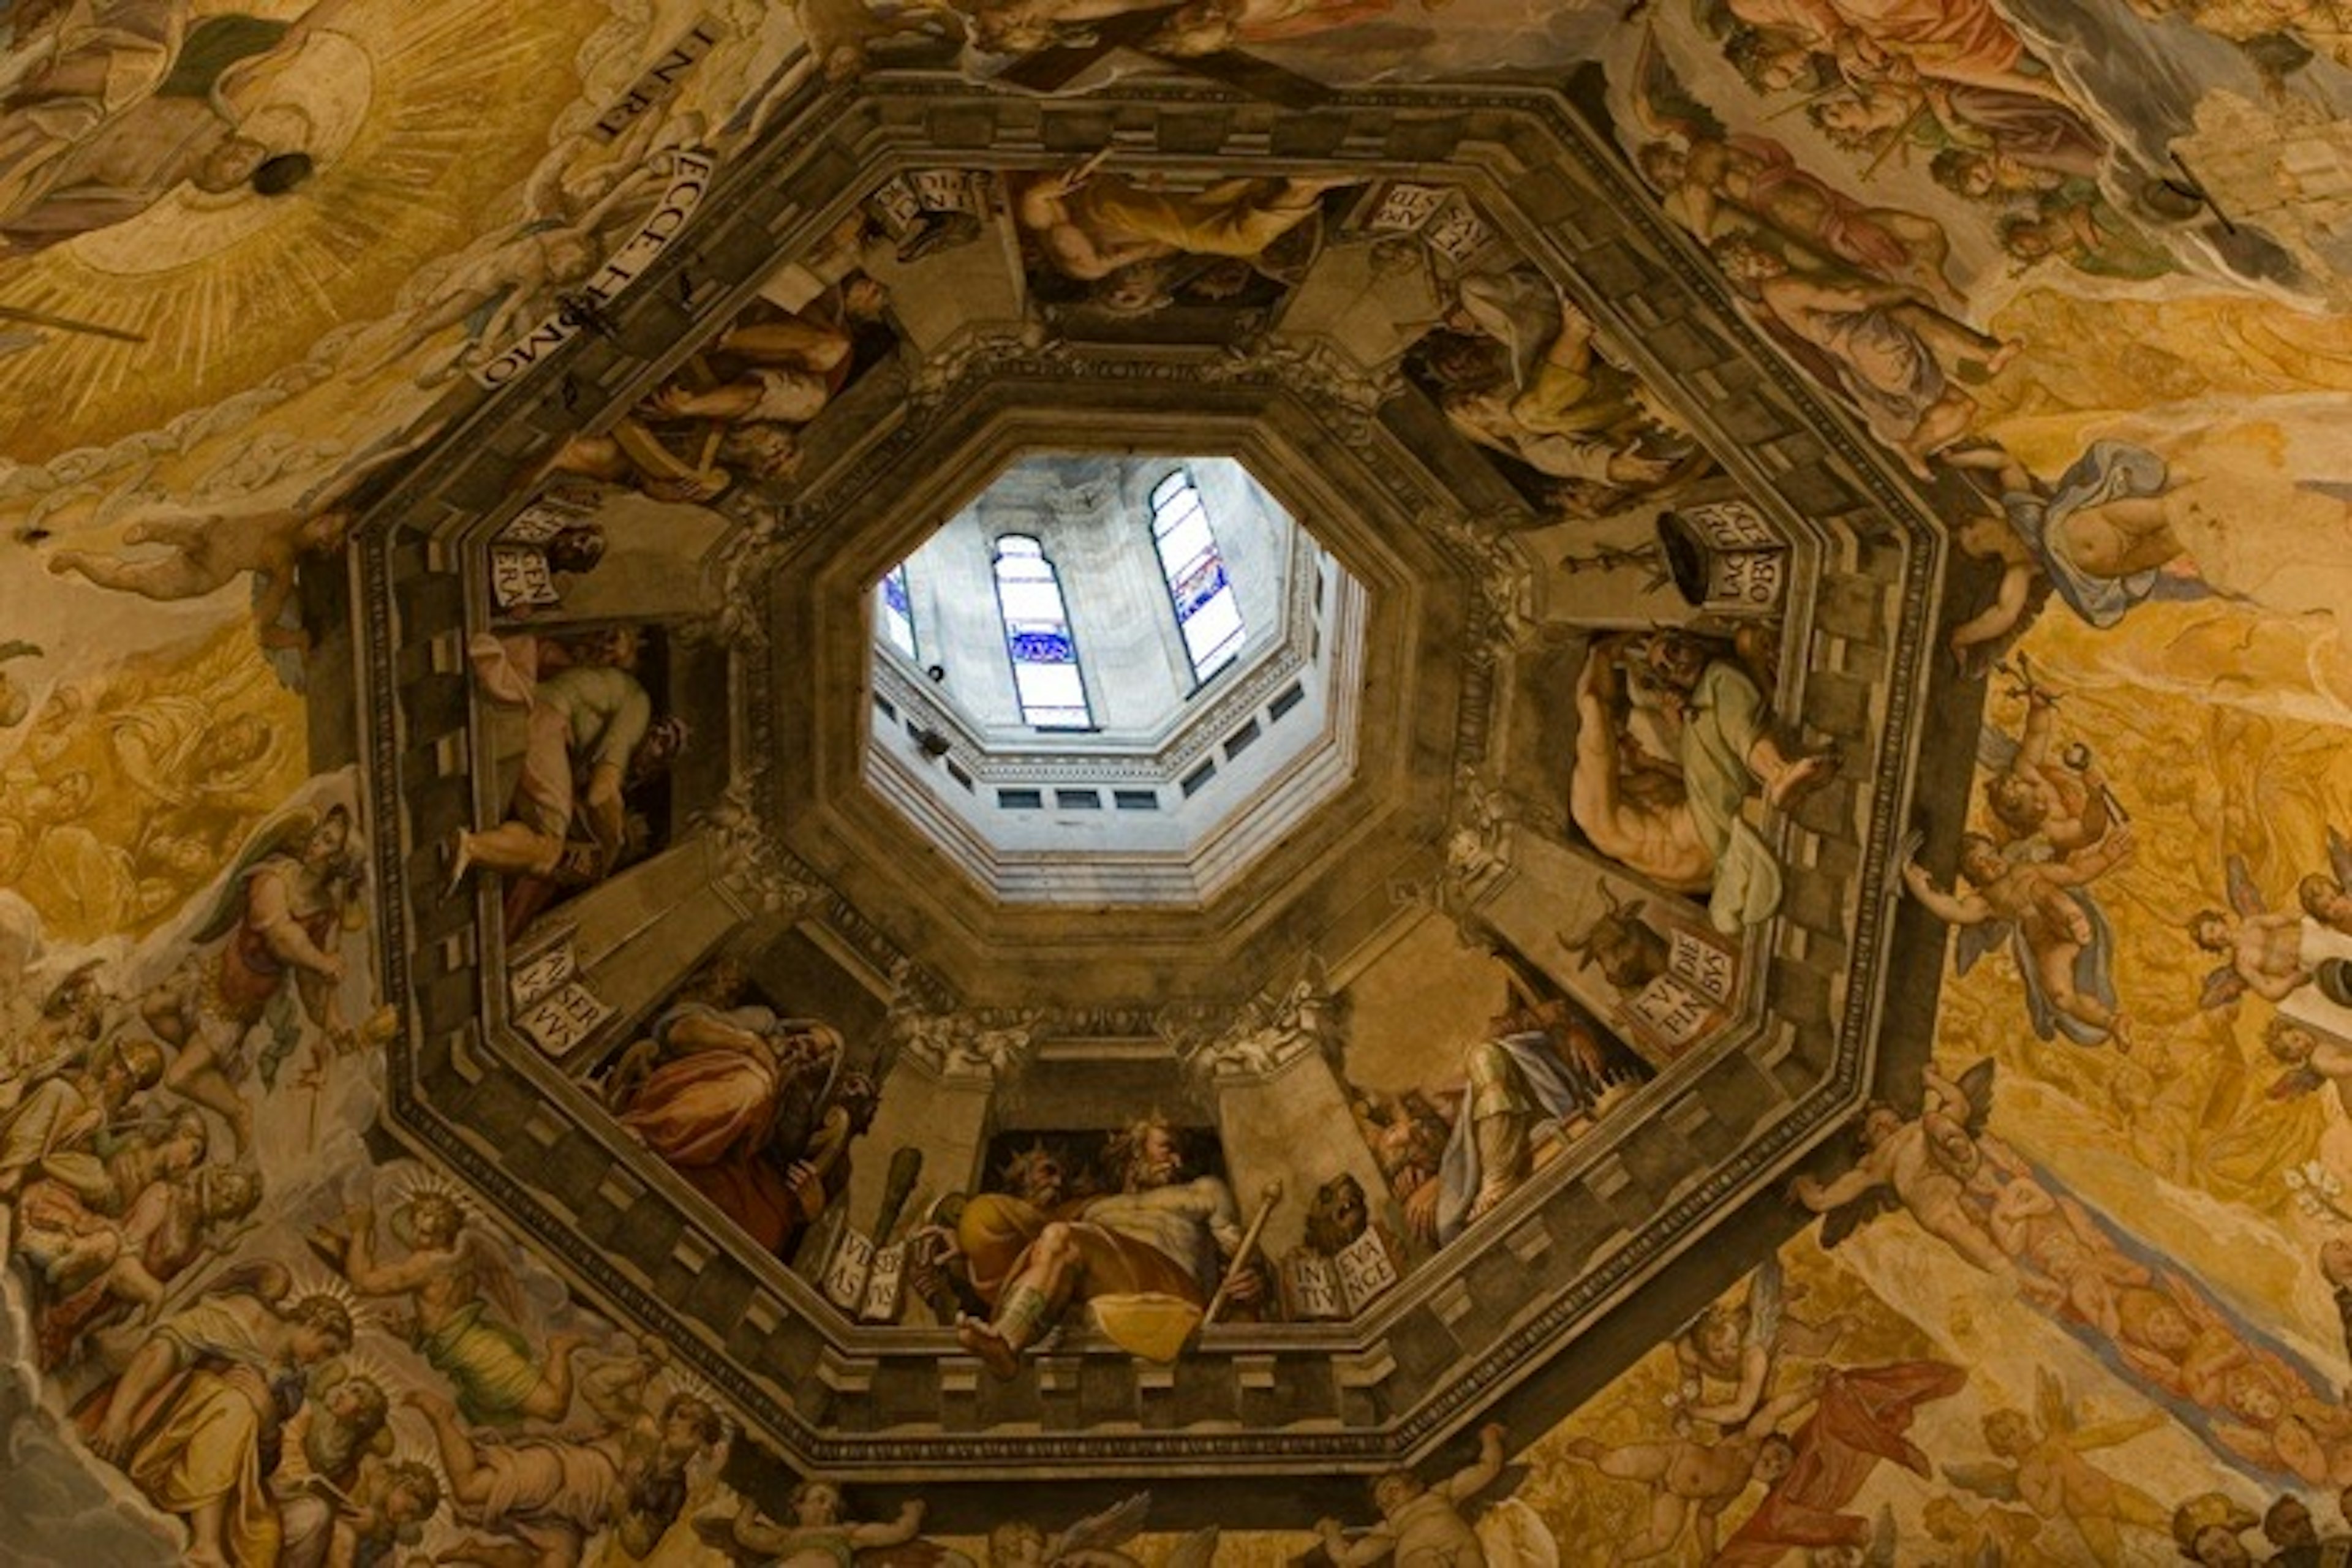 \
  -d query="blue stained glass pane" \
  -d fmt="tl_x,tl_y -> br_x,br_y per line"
878,567 -> 917,659
994,533 -> 1090,727
1172,557 -> 1229,620
1148,475 -> 1243,684
1008,629 -> 1076,663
